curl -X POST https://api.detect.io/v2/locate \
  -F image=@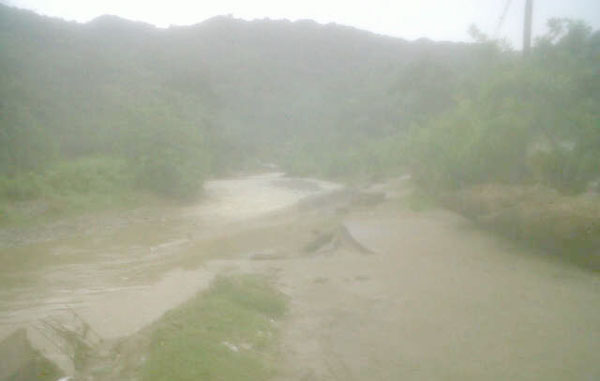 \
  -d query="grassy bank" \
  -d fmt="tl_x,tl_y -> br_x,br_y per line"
141,275 -> 287,381
0,157 -> 133,225
442,184 -> 600,269
0,156 -> 182,227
